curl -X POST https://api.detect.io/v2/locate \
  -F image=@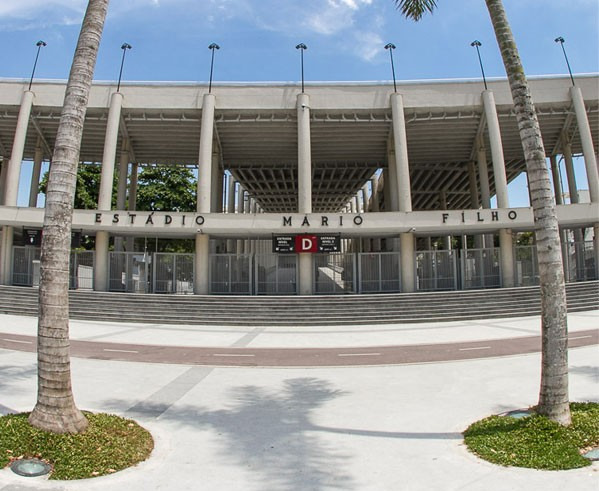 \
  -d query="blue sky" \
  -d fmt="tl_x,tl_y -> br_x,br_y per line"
1,0 -> 597,206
